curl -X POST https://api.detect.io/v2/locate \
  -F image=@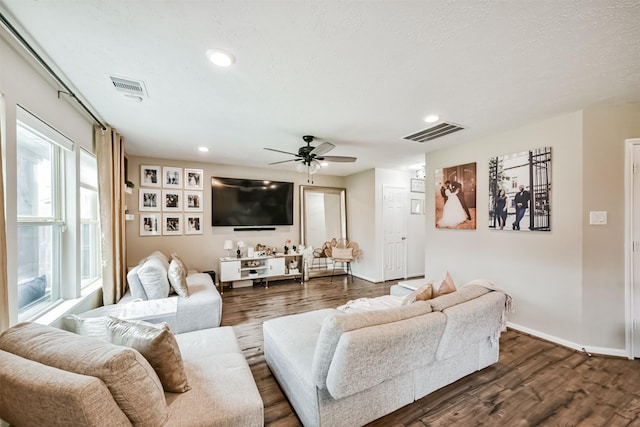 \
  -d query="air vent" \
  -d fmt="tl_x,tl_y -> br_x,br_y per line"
108,75 -> 148,99
403,122 -> 465,143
